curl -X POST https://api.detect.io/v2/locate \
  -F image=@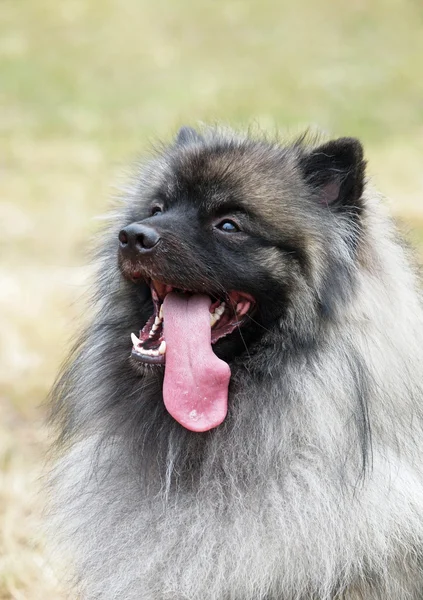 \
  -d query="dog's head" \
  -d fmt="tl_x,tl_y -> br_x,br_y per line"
116,127 -> 366,430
